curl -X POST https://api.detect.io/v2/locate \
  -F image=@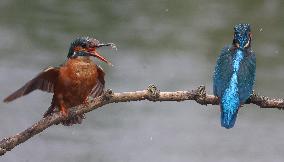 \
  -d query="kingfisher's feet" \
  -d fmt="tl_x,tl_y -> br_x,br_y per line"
60,106 -> 69,118
83,97 -> 90,107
